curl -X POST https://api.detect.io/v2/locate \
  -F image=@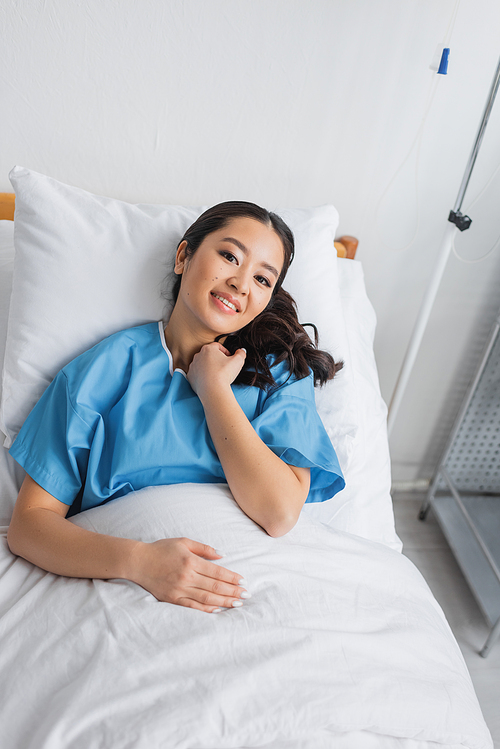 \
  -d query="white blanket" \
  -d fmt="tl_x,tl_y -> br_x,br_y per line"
0,484 -> 492,749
